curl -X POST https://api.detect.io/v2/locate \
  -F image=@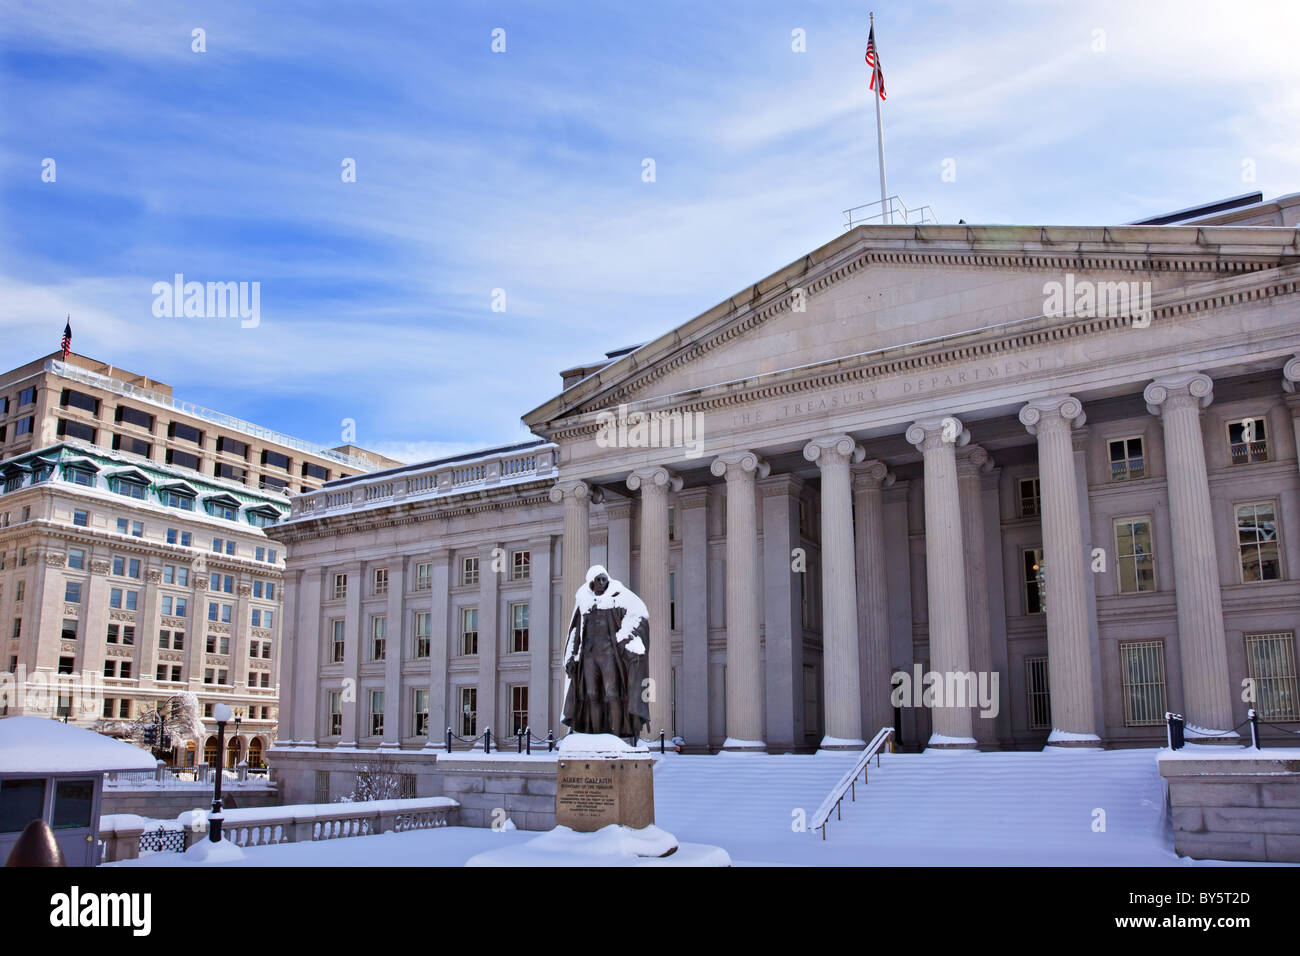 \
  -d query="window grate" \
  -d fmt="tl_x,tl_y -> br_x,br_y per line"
1119,641 -> 1168,726
1245,632 -> 1299,721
